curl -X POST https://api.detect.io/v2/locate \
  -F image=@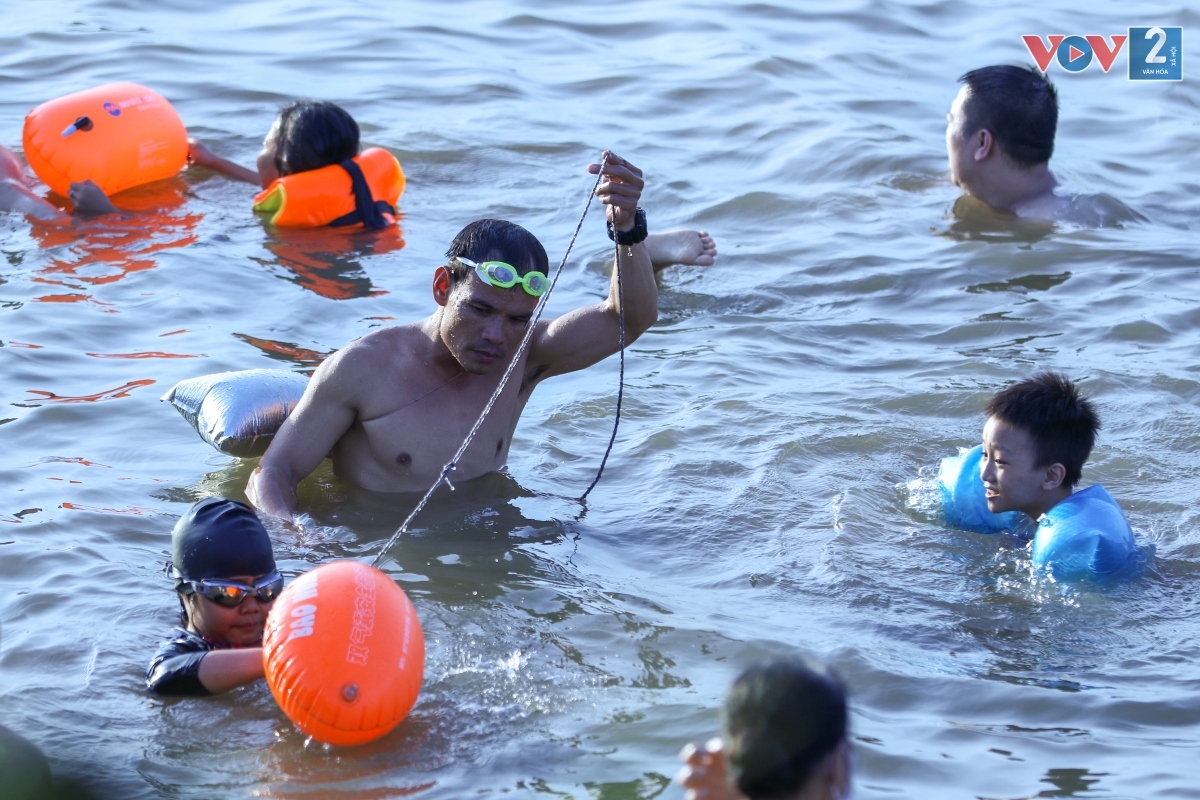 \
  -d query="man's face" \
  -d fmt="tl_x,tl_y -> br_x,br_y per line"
184,573 -> 275,647
438,272 -> 538,375
945,85 -> 977,191
980,417 -> 1050,517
